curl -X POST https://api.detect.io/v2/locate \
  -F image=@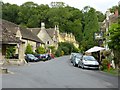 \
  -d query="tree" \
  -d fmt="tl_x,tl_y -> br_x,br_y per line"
96,11 -> 105,22
108,23 -> 120,68
109,5 -> 118,13
35,46 -> 46,54
82,7 -> 99,50
2,2 -> 19,24
25,44 -> 33,54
